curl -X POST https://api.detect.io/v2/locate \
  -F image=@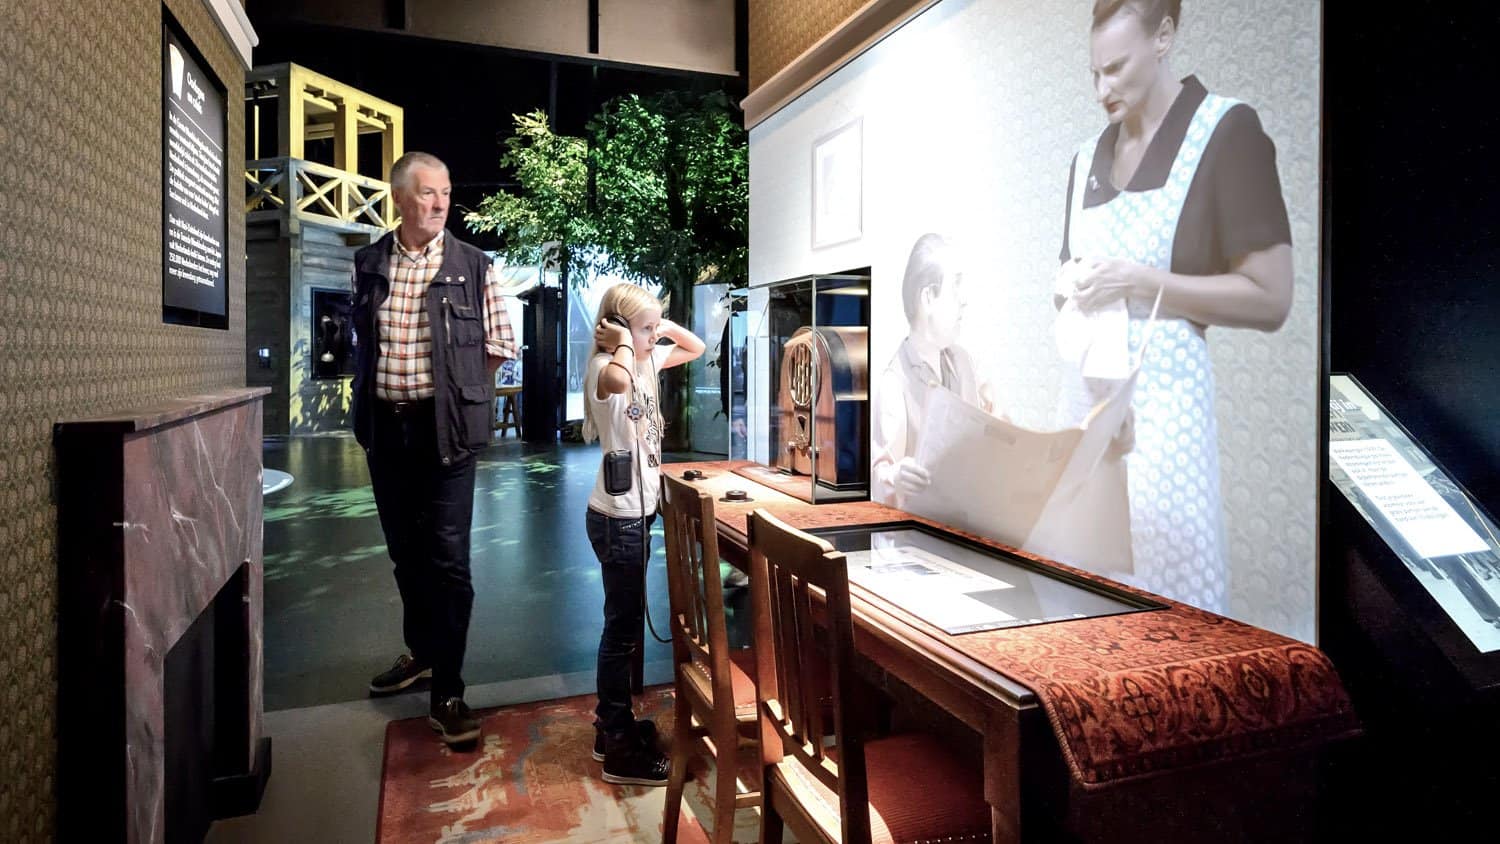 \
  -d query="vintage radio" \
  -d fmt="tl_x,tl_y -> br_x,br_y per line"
773,325 -> 869,489
733,271 -> 871,503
